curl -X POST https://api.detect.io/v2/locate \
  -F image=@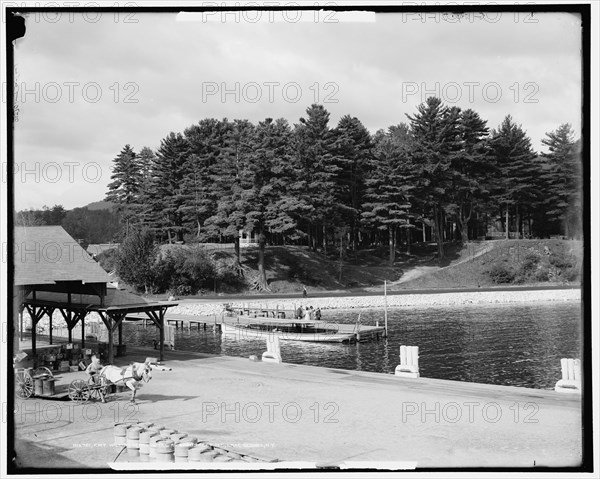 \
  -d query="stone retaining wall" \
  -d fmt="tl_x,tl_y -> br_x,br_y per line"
171,288 -> 581,317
